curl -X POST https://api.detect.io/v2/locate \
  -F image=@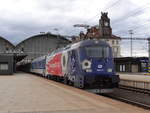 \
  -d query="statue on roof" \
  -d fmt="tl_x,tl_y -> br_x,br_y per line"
101,12 -> 109,20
